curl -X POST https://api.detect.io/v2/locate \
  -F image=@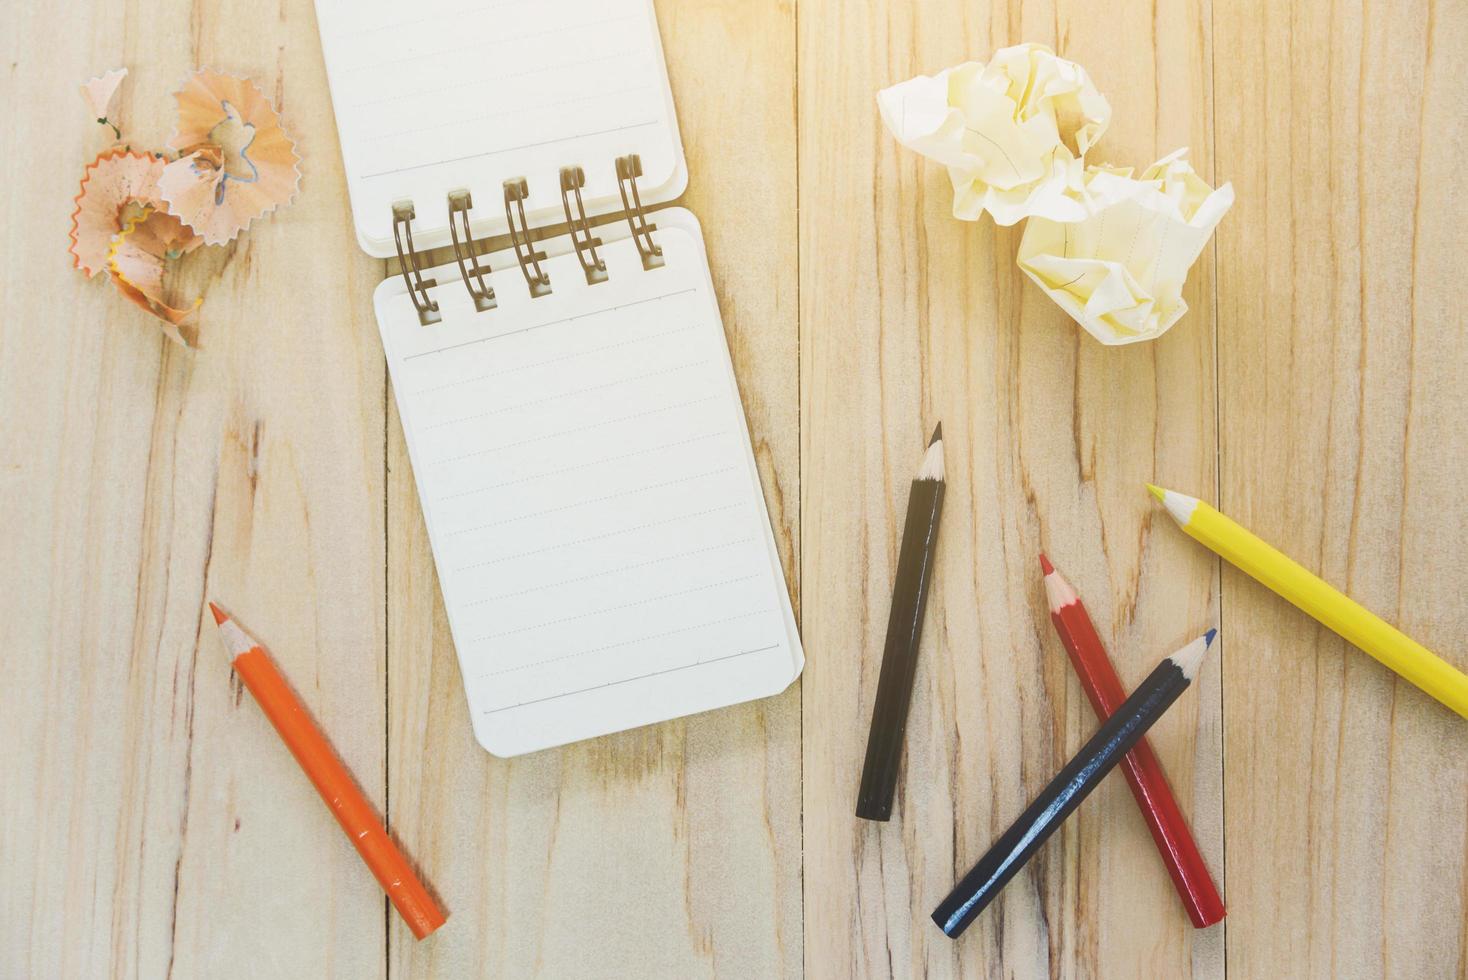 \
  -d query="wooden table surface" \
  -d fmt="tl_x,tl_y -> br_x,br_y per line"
4,0 -> 1465,977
